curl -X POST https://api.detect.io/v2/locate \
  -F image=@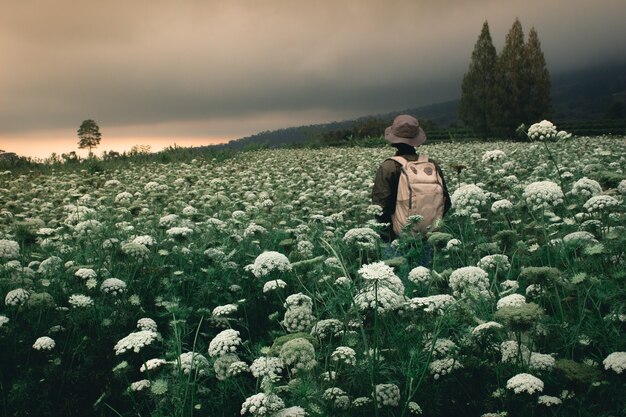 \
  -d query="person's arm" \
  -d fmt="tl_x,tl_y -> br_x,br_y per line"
372,159 -> 400,240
